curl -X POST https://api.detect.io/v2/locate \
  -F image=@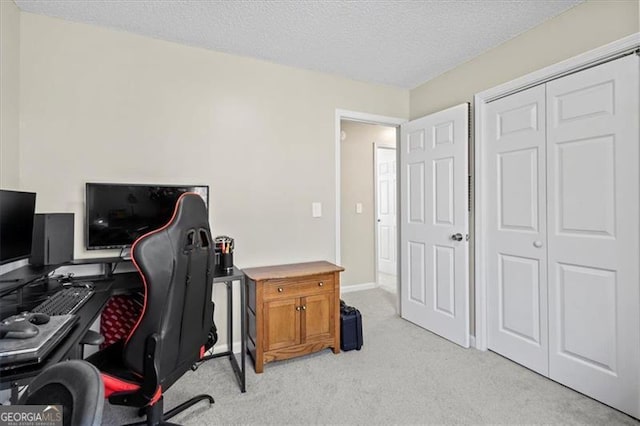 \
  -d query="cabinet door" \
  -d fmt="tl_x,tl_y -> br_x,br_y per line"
264,298 -> 300,351
301,293 -> 333,343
